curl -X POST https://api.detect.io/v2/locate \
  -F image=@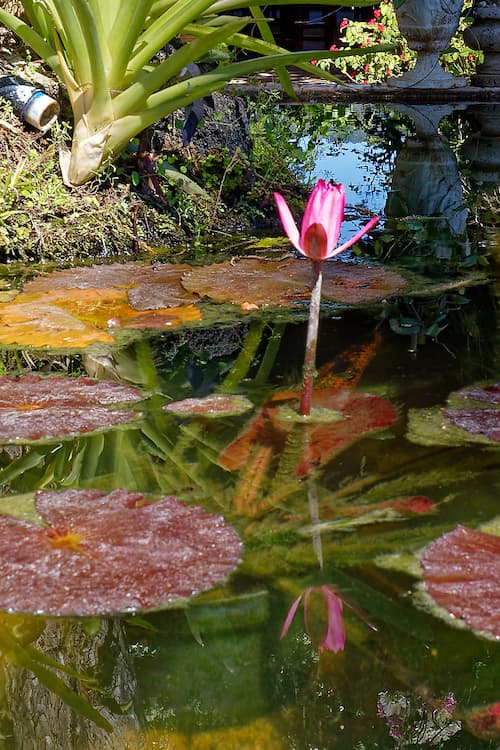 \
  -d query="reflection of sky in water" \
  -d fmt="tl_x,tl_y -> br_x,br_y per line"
297,130 -> 393,248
